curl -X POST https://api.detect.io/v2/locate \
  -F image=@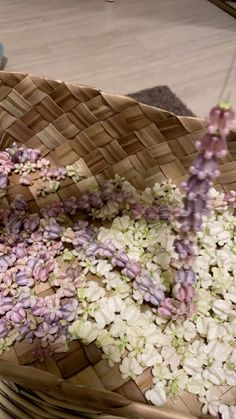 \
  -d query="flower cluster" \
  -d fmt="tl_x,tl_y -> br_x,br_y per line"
169,103 -> 235,319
